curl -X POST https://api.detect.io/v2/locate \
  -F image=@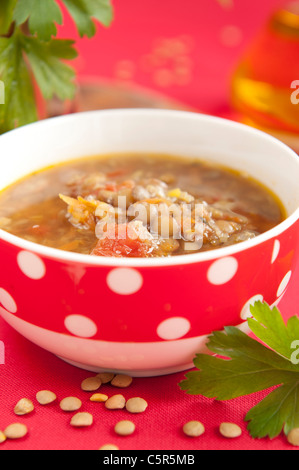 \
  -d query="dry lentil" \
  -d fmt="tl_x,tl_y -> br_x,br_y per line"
183,421 -> 205,437
70,412 -> 93,428
287,428 -> 299,447
219,422 -> 242,438
105,394 -> 126,410
60,397 -> 82,412
114,420 -> 135,436
4,423 -> 28,440
36,390 -> 57,405
111,374 -> 133,388
14,398 -> 34,416
99,444 -> 120,450
125,397 -> 148,414
90,393 -> 109,403
96,372 -> 115,384
81,376 -> 102,392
